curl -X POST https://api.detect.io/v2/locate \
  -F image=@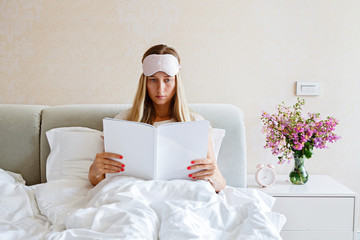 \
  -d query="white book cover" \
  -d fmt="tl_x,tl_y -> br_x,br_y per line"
103,118 -> 210,180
